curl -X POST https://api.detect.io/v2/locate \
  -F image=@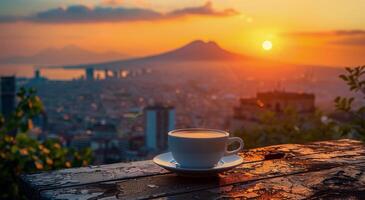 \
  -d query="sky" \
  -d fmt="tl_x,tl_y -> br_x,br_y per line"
0,0 -> 365,66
